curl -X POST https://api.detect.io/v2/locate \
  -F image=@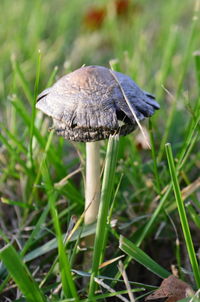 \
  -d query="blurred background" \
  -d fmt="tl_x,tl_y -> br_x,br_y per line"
1,0 -> 199,146
0,0 -> 198,98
